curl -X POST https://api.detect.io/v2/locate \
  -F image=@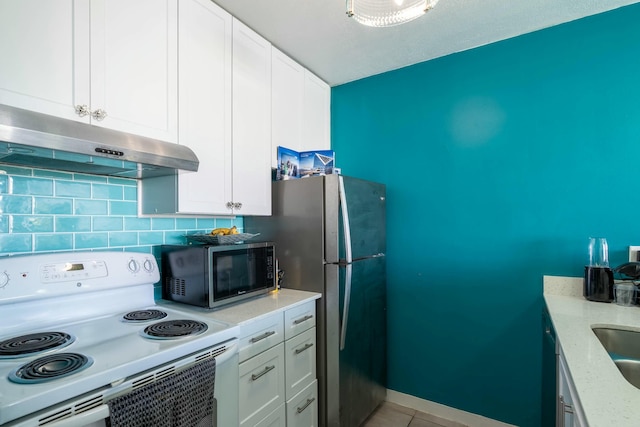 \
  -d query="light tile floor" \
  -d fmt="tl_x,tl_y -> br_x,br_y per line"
362,401 -> 468,427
